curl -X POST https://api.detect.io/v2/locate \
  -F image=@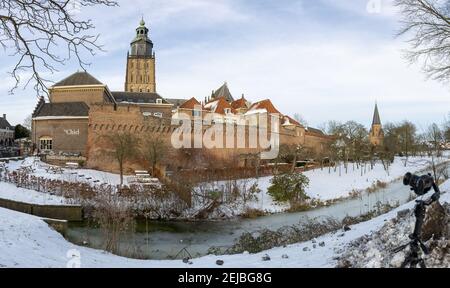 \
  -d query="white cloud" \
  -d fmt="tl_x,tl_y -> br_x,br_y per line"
155,34 -> 450,127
